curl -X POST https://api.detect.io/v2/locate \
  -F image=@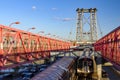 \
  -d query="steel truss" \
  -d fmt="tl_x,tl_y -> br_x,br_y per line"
94,26 -> 120,67
0,25 -> 71,69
